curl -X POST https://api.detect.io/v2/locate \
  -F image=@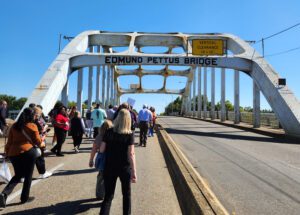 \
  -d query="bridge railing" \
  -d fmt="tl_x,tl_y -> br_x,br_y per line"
177,111 -> 280,129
